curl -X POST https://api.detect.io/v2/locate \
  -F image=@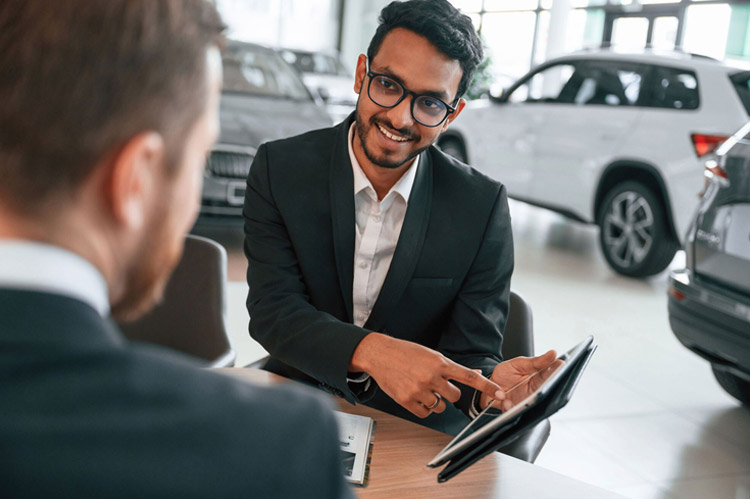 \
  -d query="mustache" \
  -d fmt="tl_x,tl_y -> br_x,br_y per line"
371,117 -> 419,141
